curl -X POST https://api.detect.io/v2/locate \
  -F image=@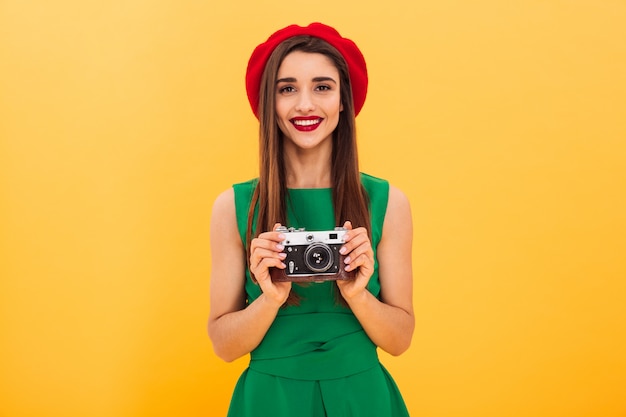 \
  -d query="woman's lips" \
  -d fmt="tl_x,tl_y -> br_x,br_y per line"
291,117 -> 323,132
